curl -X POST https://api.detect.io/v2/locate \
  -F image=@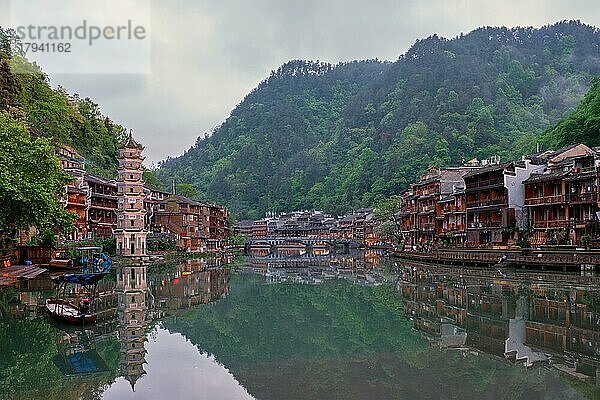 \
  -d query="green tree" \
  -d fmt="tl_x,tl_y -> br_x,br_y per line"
374,195 -> 403,244
0,112 -> 75,247
541,77 -> 600,148
176,183 -> 199,199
